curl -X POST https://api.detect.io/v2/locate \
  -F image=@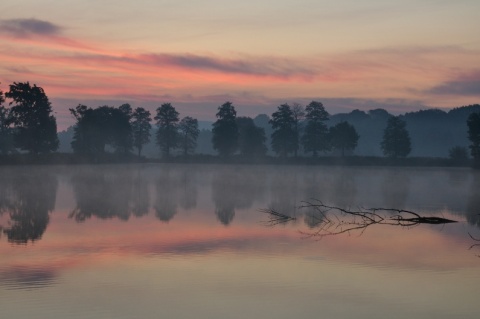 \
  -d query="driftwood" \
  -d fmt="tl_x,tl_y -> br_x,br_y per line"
259,208 -> 296,226
469,233 -> 480,257
261,200 -> 457,238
